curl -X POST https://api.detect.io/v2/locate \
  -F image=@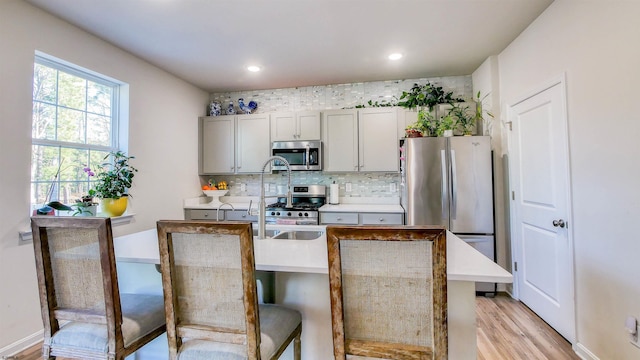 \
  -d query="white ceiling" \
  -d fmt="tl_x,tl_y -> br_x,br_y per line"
24,0 -> 553,93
